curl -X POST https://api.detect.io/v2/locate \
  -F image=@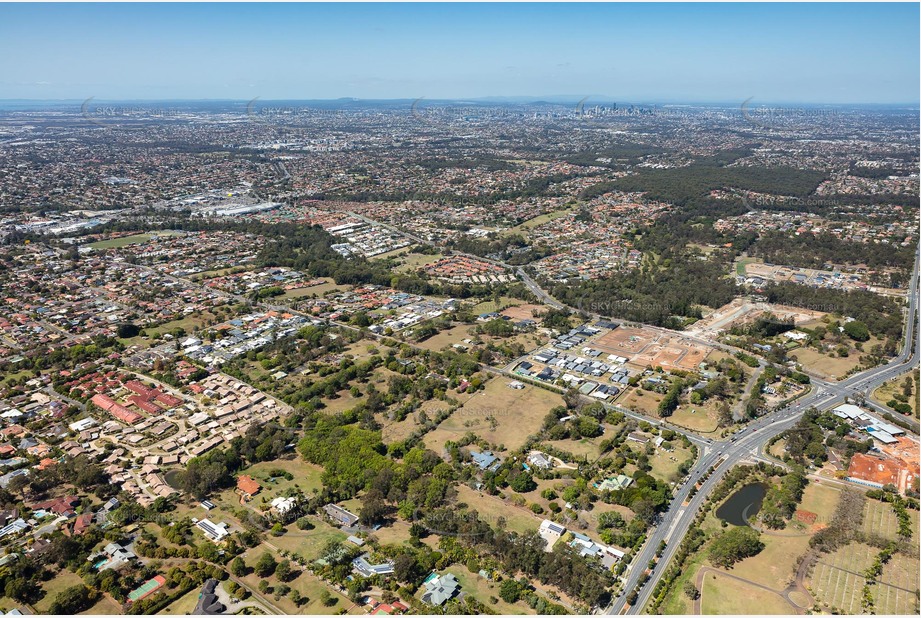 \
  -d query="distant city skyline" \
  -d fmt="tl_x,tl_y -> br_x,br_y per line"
1,2 -> 918,104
